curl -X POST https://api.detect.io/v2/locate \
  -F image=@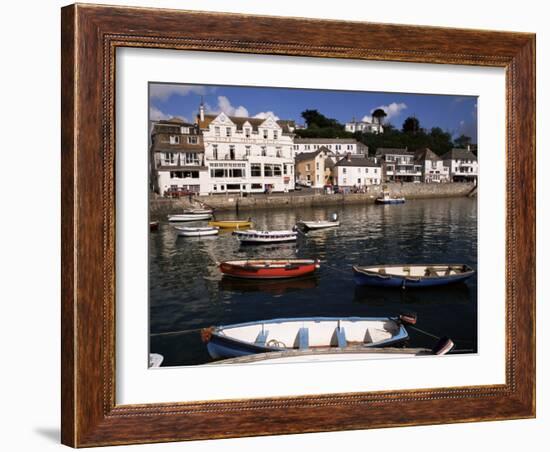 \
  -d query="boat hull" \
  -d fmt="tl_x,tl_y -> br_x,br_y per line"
219,260 -> 319,279
353,265 -> 475,288
204,316 -> 409,360
209,221 -> 252,229
175,227 -> 219,237
375,198 -> 405,204
168,213 -> 212,222
297,221 -> 340,231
